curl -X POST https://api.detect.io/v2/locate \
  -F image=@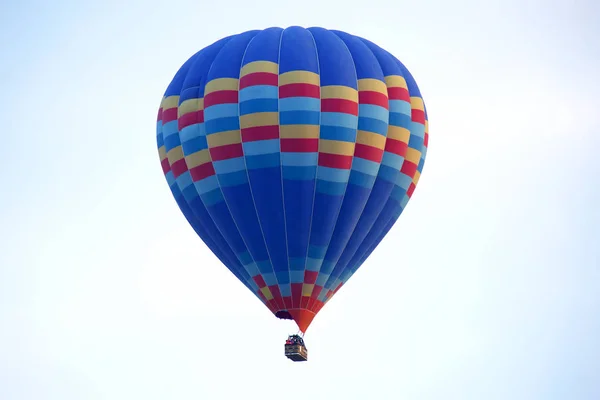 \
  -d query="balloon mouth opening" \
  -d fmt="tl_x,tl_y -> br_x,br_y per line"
275,309 -> 316,333
275,310 -> 293,320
